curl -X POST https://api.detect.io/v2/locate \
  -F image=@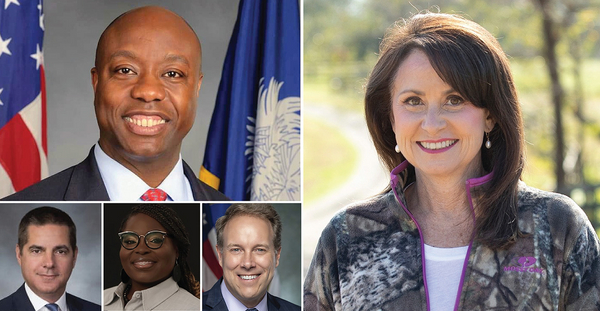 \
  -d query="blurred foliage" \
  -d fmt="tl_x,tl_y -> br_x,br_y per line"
305,0 -> 600,65
304,115 -> 359,204
304,0 -> 600,228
